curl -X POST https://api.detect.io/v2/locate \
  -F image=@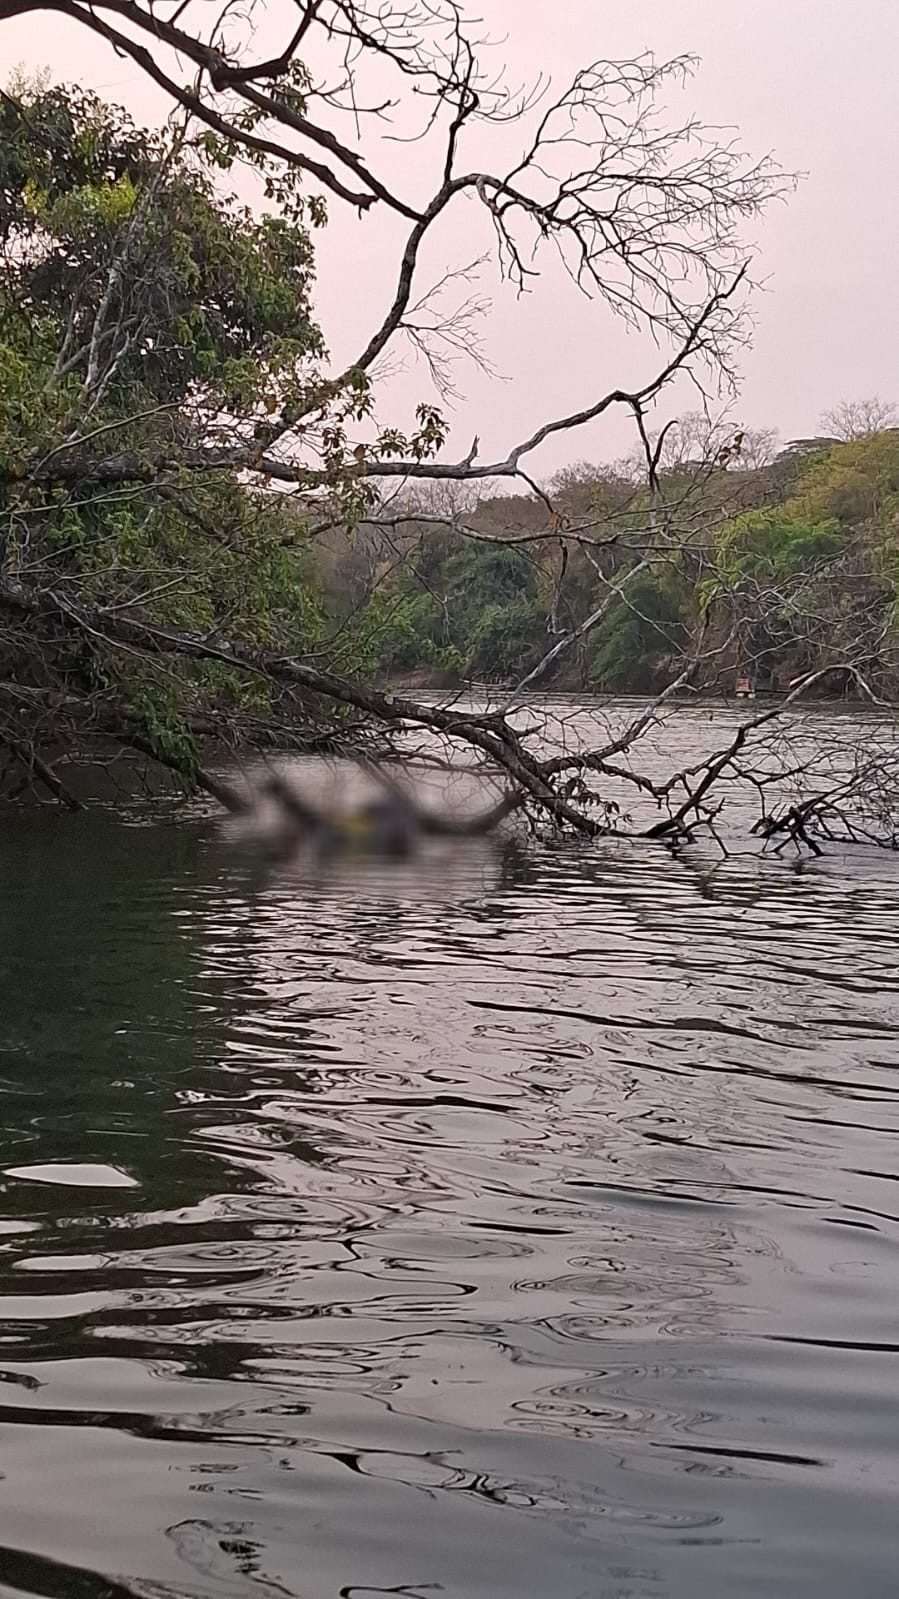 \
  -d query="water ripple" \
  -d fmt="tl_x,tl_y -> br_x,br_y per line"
1,773 -> 899,1598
